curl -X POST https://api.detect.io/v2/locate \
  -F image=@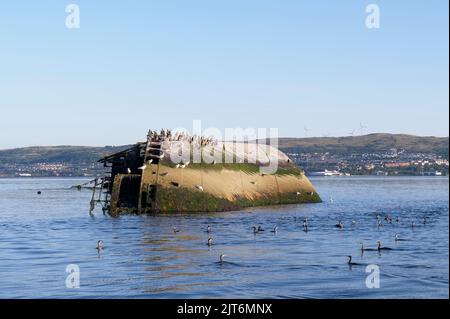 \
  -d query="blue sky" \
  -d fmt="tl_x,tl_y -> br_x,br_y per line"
0,1 -> 448,148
